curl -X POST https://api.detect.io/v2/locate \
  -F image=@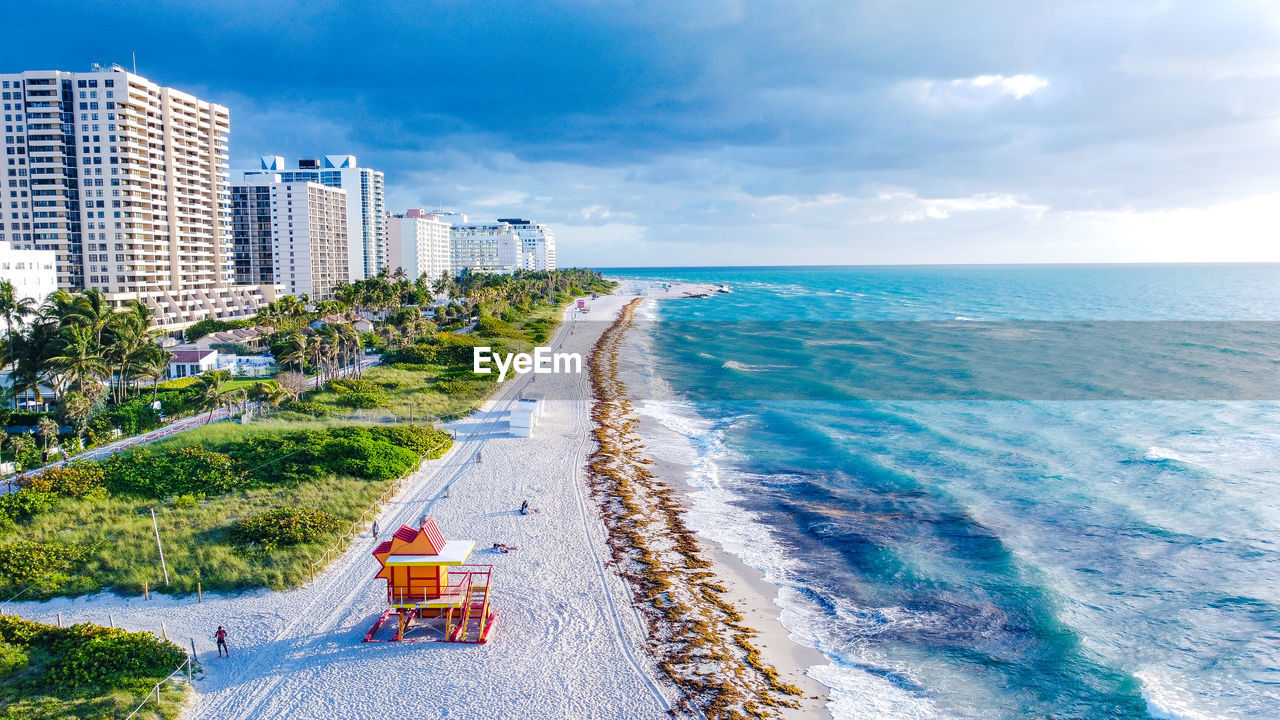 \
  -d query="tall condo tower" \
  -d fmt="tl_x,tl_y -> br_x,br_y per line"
242,155 -> 385,282
0,64 -> 275,329
232,174 -> 348,299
